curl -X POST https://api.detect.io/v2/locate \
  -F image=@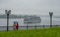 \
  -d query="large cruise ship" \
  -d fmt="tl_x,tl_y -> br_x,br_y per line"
0,14 -> 41,26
